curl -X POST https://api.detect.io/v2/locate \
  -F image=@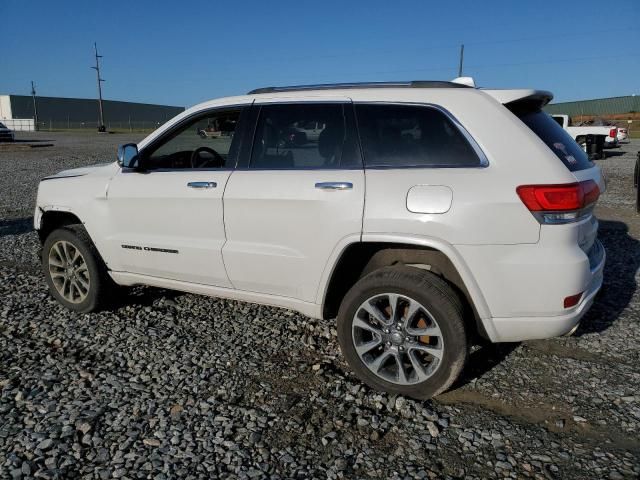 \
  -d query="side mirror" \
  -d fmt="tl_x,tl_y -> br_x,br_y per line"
117,143 -> 139,168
